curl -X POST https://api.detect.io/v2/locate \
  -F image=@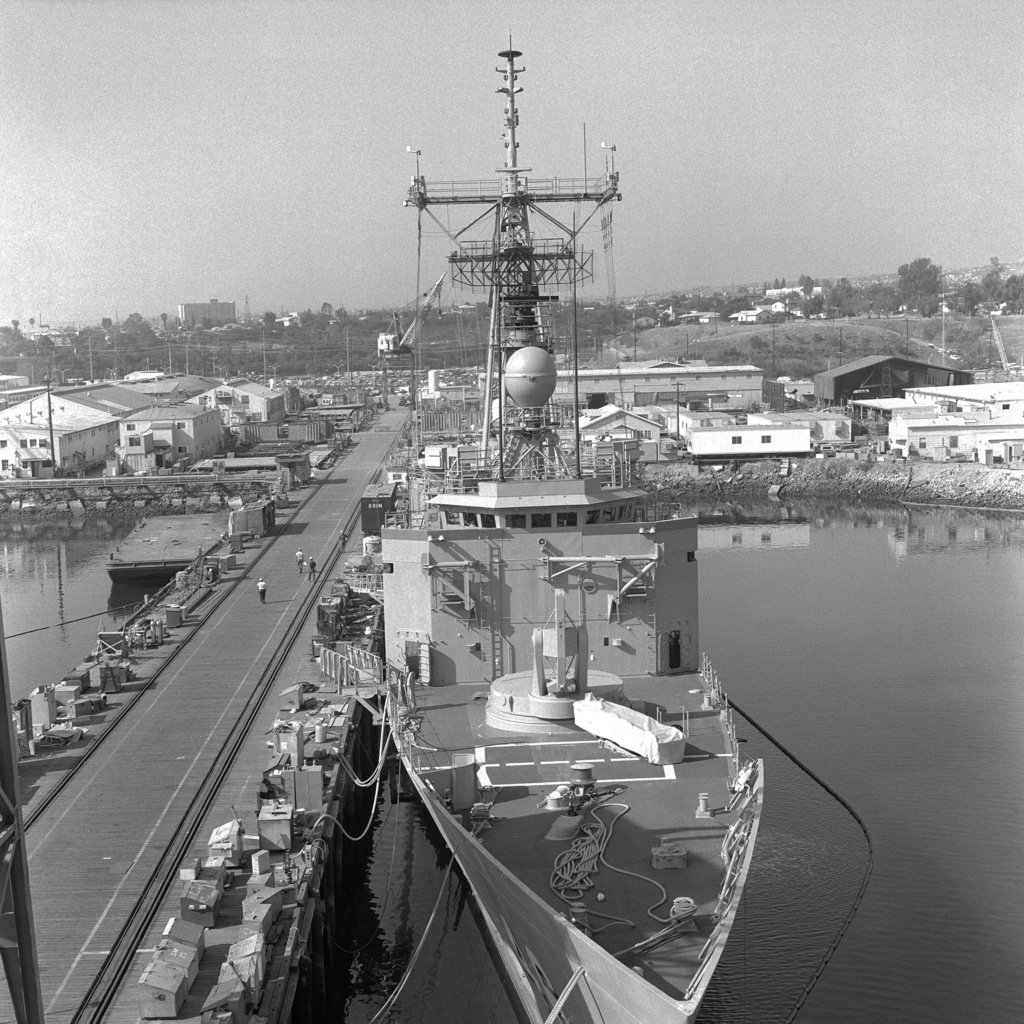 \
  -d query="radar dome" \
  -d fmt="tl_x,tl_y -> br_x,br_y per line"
504,346 -> 557,408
